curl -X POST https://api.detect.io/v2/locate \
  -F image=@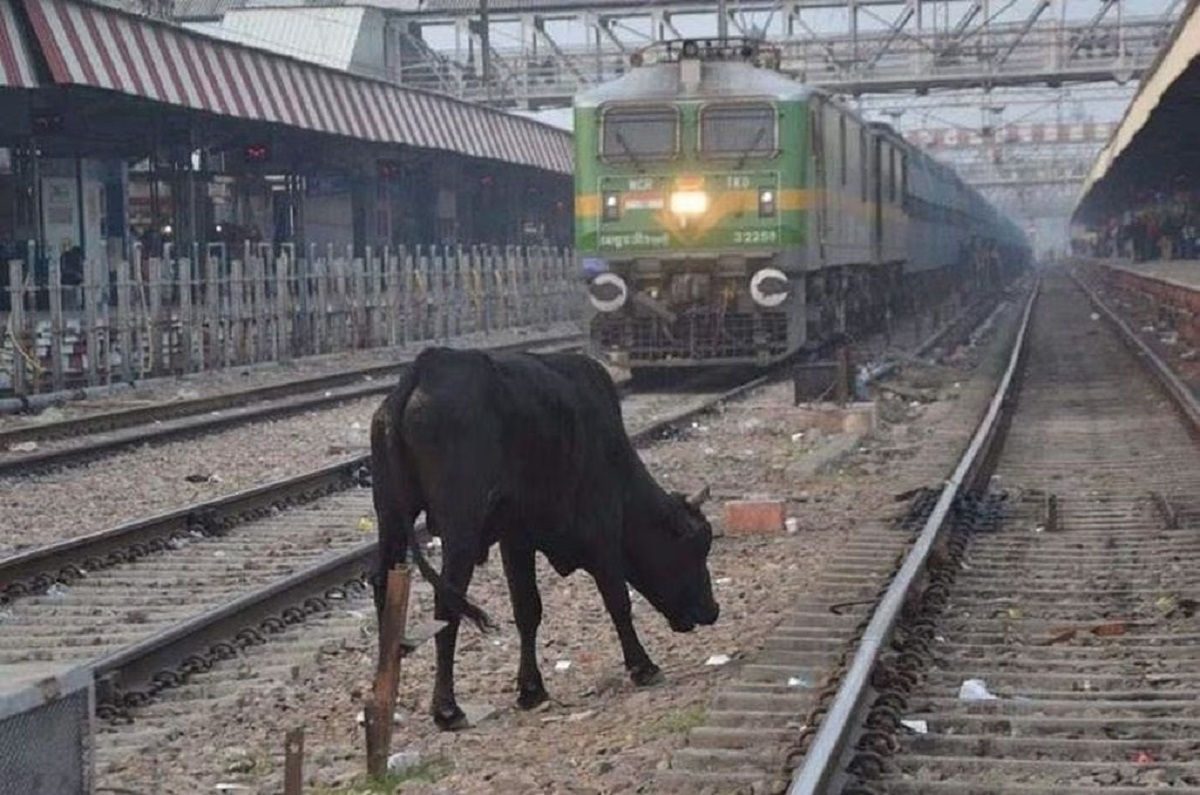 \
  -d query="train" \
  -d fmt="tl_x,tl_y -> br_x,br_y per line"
573,38 -> 1031,372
